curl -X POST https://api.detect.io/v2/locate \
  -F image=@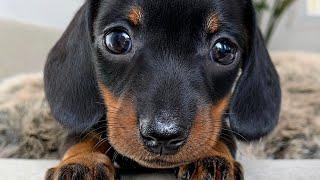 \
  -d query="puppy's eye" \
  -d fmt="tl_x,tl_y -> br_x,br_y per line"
211,38 -> 237,65
104,30 -> 132,54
